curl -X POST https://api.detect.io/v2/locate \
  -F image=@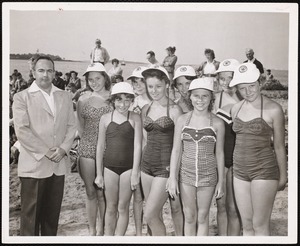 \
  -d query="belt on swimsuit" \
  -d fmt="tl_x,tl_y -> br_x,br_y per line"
203,74 -> 216,78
